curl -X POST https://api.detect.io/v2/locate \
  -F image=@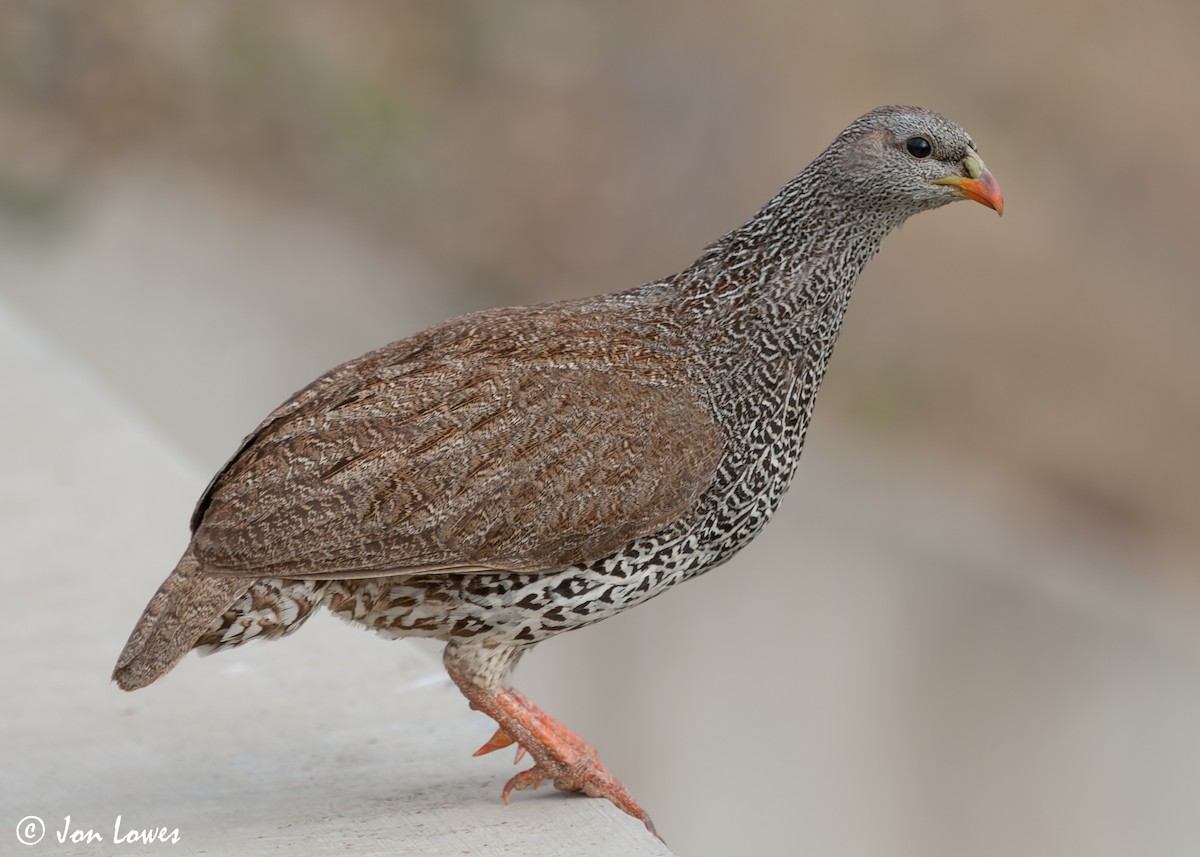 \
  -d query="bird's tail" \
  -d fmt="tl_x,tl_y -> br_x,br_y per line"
112,547 -> 250,691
